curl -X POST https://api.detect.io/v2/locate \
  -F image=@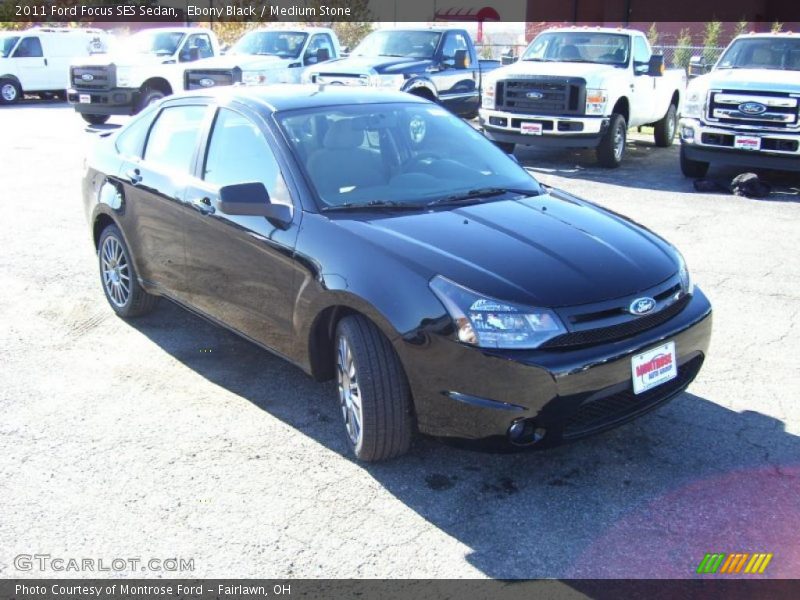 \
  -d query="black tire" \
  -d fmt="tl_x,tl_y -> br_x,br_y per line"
137,88 -> 166,113
596,113 -> 627,168
335,315 -> 414,462
680,144 -> 710,178
654,103 -> 677,147
82,113 -> 109,125
97,225 -> 159,318
0,78 -> 21,105
493,141 -> 516,154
